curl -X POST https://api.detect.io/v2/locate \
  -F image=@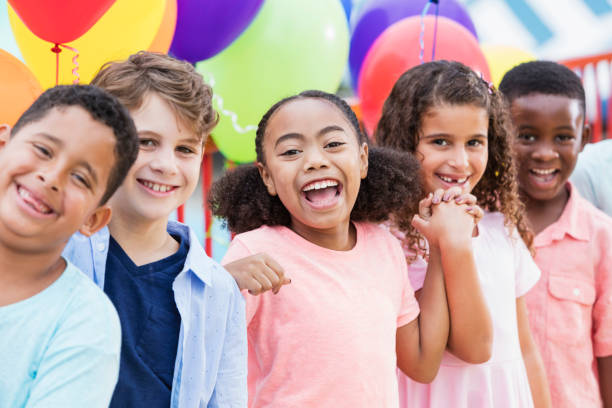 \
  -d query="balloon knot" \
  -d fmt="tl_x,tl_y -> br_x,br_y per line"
51,44 -> 61,53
